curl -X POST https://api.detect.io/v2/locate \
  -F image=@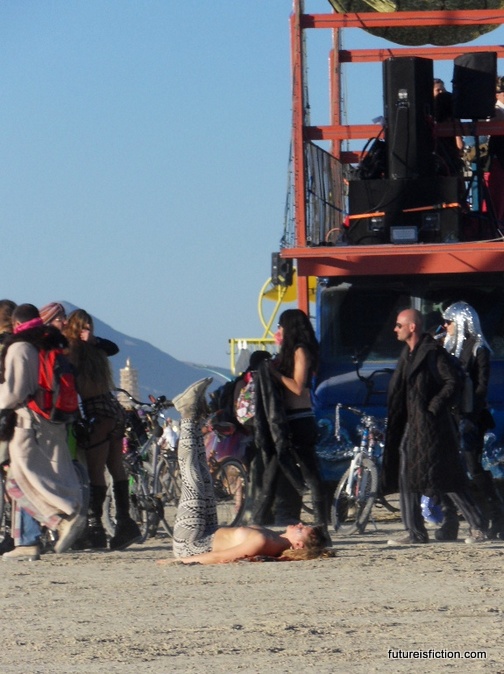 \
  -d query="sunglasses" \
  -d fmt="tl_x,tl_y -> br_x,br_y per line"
443,319 -> 453,325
